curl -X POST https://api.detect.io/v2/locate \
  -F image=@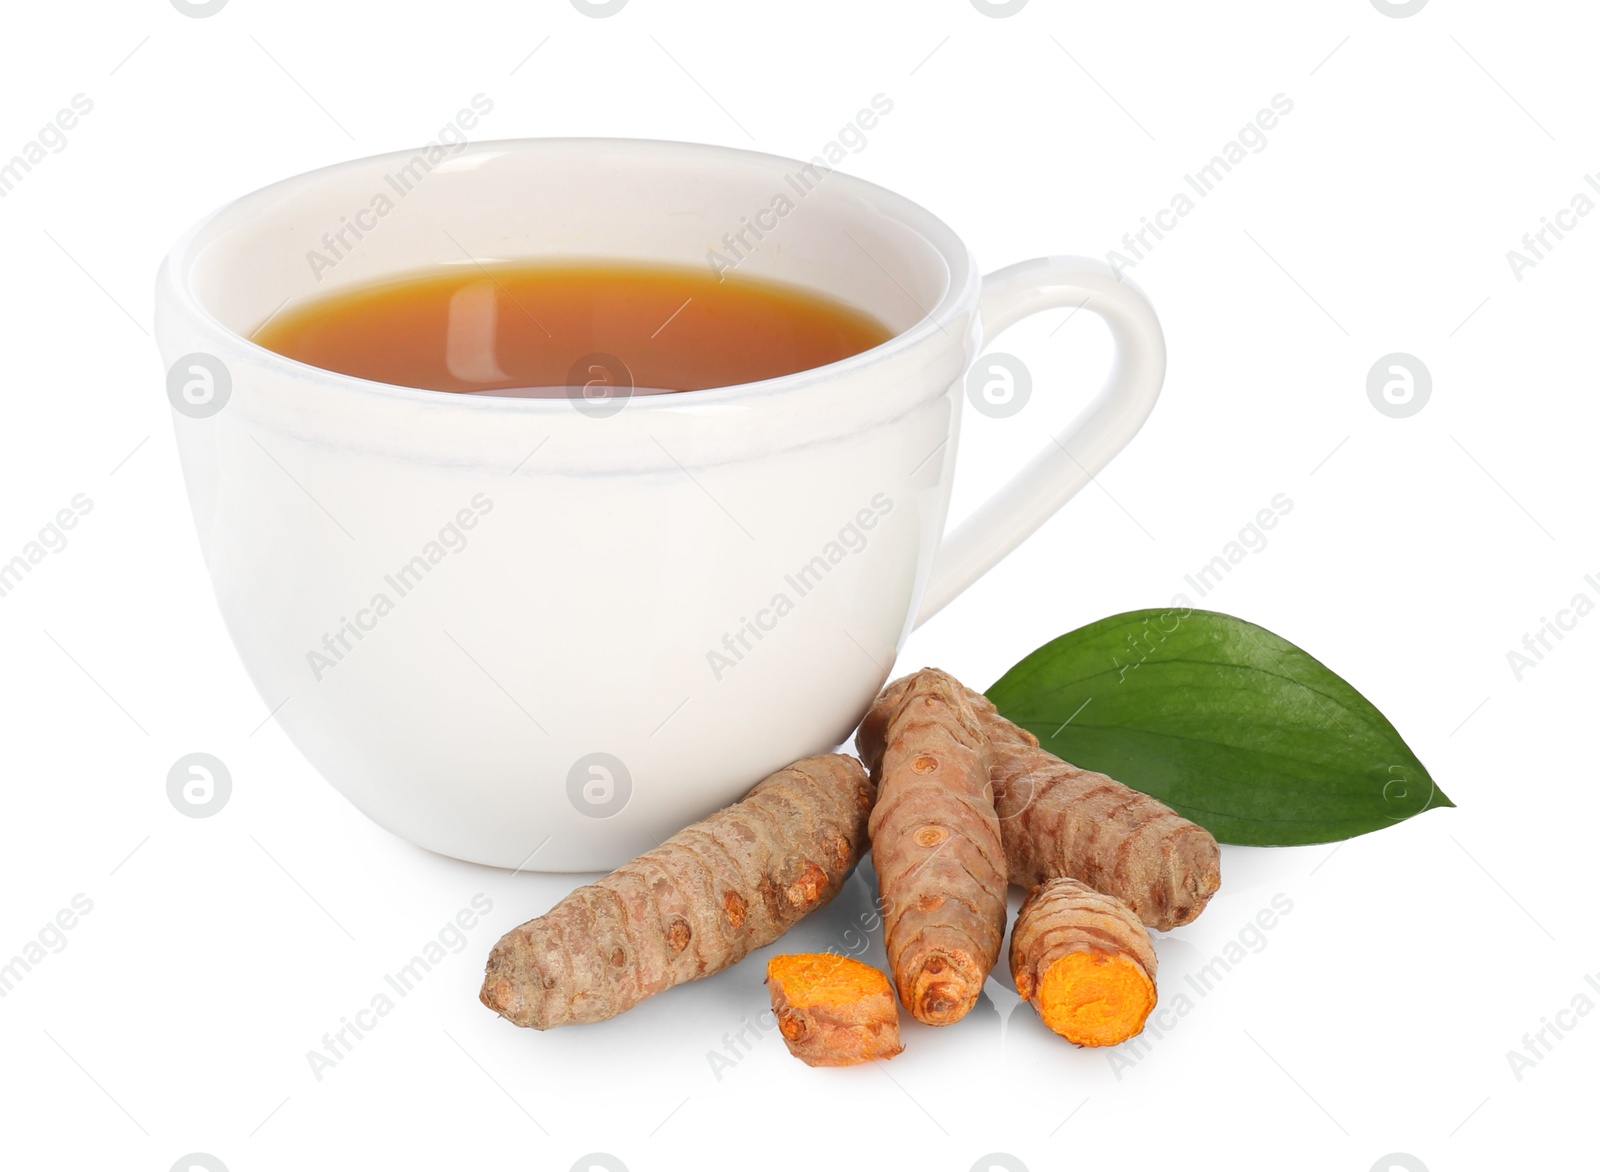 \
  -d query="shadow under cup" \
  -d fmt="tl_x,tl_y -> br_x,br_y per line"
154,138 -> 981,870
